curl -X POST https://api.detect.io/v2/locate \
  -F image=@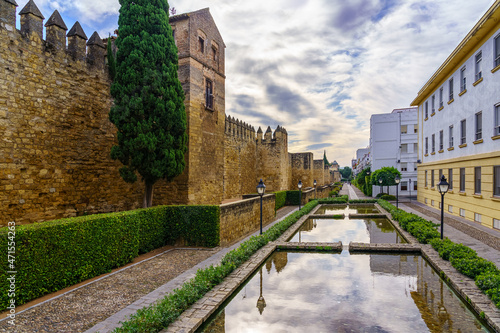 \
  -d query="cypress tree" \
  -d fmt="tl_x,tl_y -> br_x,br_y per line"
109,0 -> 187,208
323,150 -> 330,166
